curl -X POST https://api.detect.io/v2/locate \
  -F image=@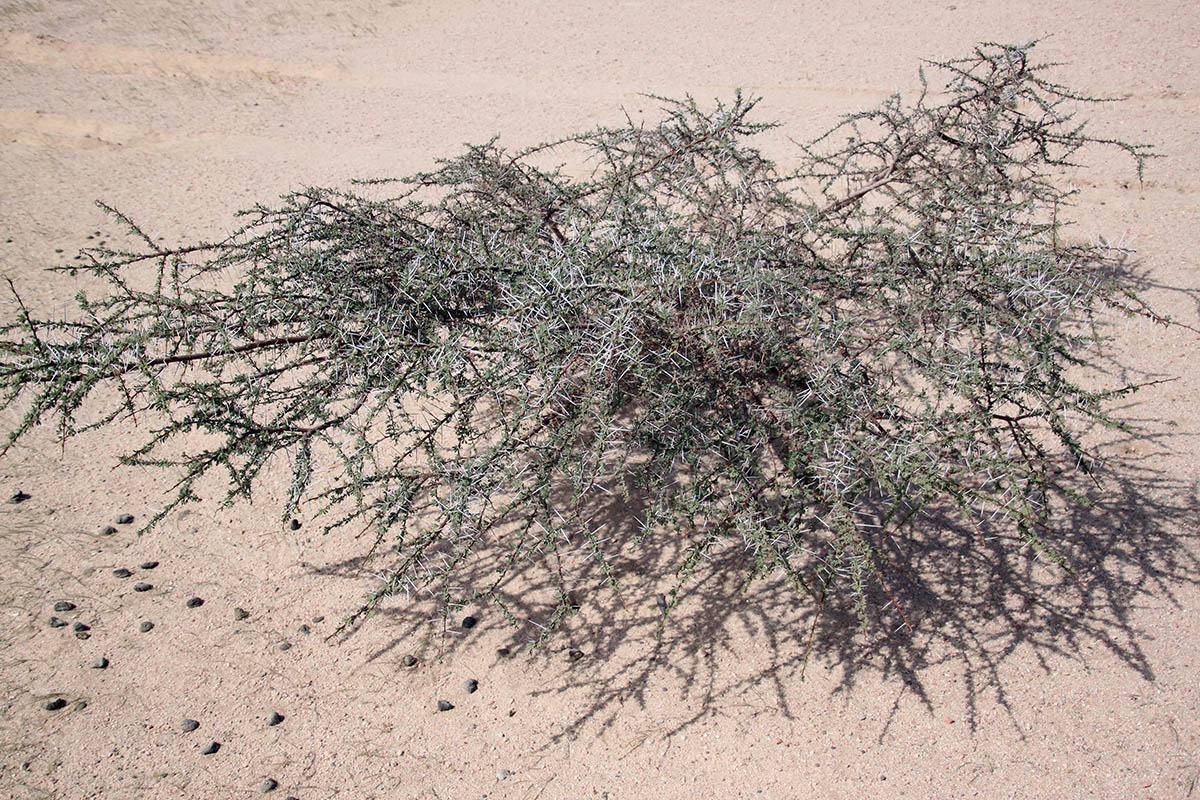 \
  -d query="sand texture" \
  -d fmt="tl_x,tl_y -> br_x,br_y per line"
2,1 -> 1199,798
